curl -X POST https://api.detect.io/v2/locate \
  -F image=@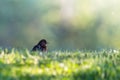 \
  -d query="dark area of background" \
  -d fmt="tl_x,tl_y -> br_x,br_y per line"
0,0 -> 120,51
